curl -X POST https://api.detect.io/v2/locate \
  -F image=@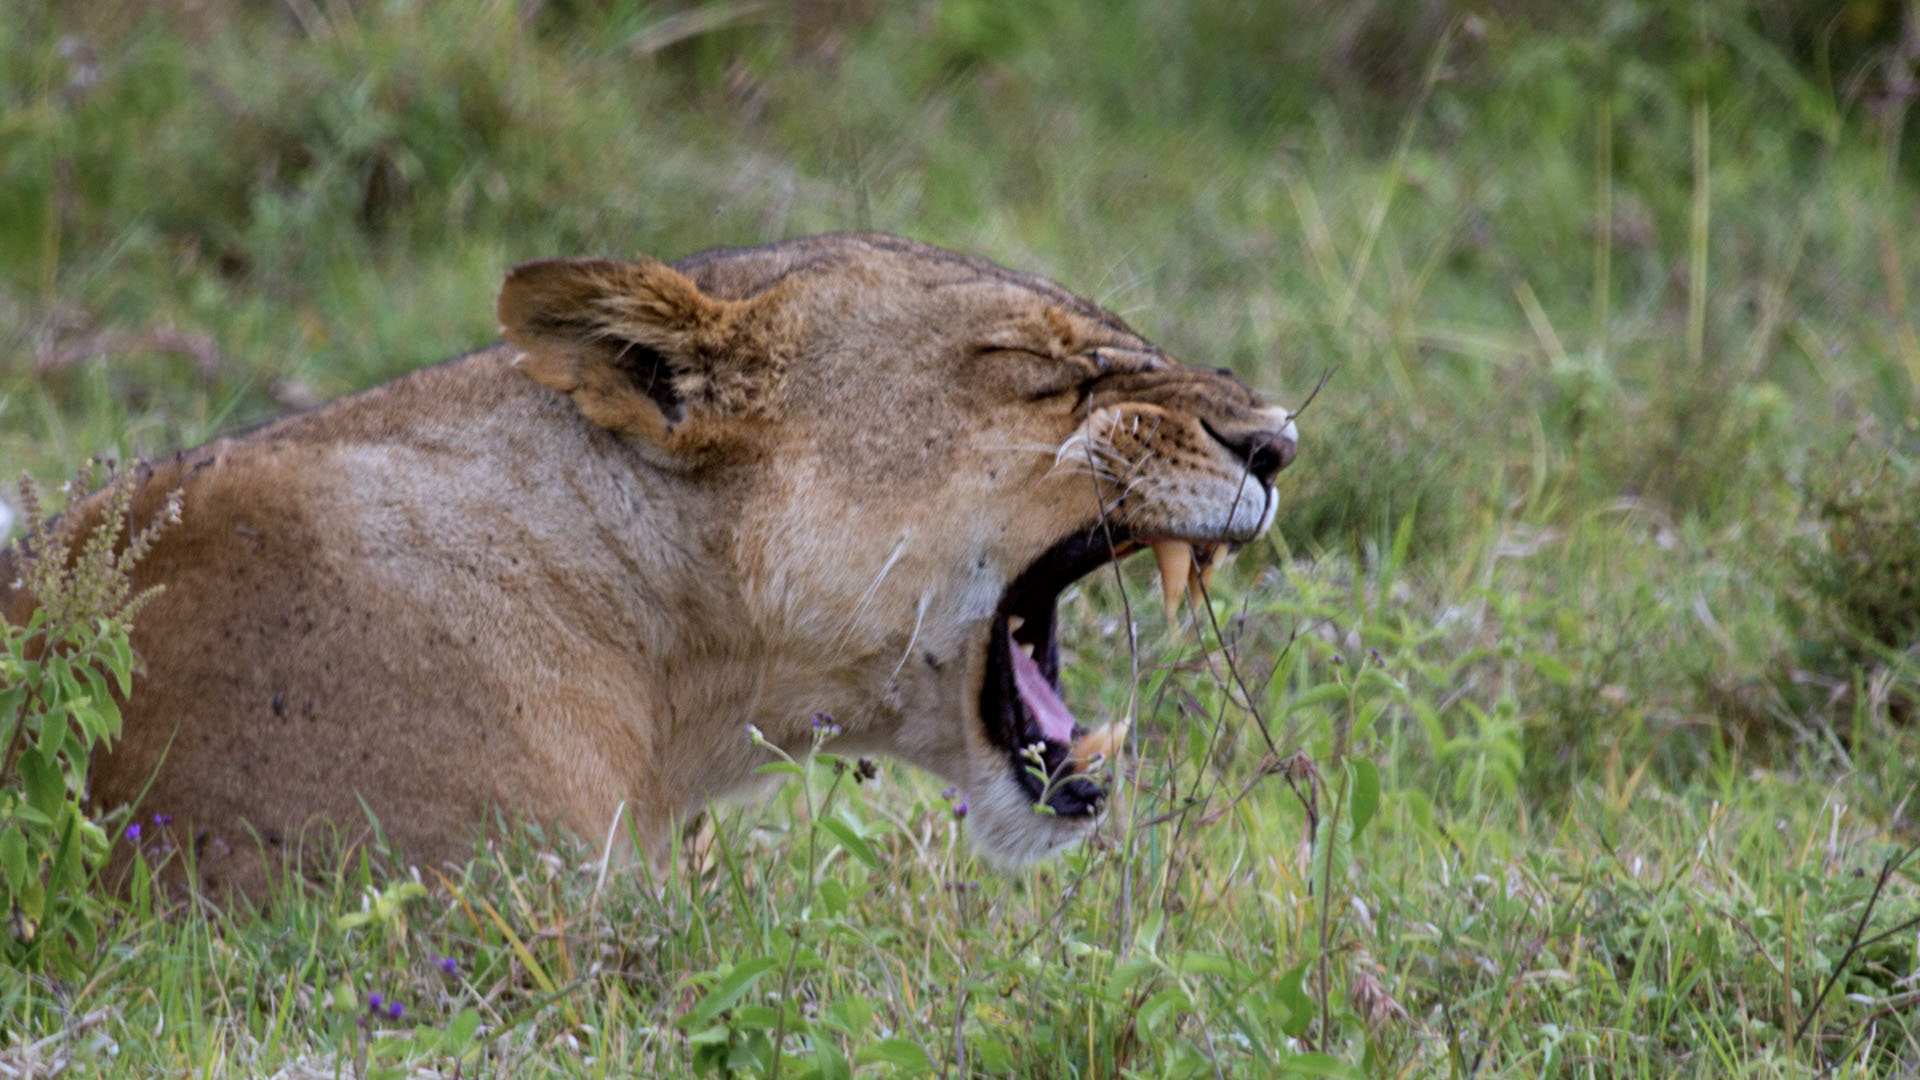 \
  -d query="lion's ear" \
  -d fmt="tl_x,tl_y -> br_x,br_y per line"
497,257 -> 744,443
